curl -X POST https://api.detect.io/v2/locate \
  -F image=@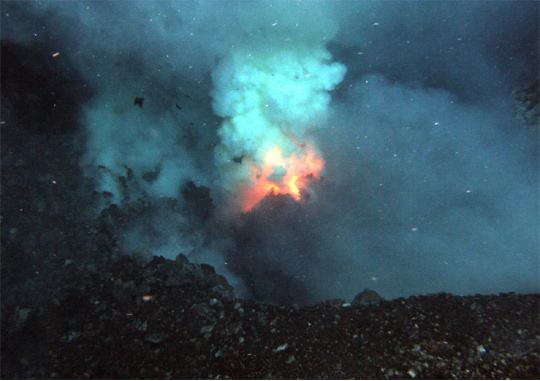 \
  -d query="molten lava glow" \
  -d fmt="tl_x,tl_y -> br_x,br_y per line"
240,145 -> 324,212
